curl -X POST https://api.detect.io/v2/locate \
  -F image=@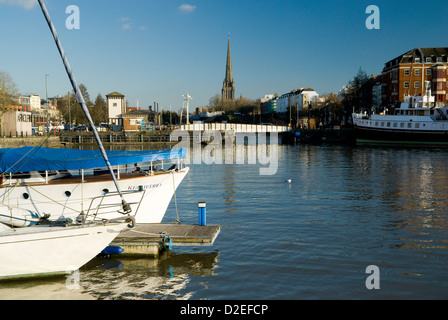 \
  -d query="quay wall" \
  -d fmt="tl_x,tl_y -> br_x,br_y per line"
0,129 -> 356,148
294,128 -> 356,145
0,136 -> 60,148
